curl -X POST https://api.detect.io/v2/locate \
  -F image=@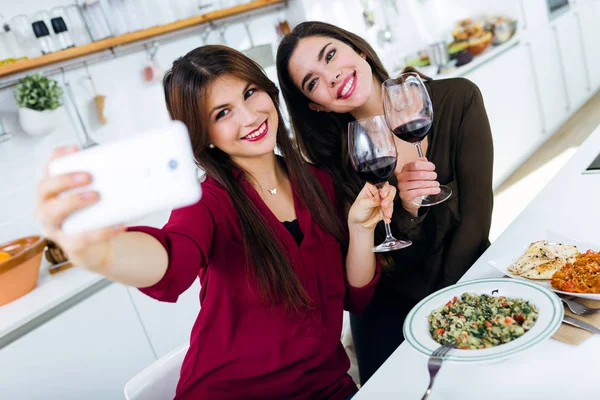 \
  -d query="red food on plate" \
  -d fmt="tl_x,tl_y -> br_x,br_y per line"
551,251 -> 600,293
